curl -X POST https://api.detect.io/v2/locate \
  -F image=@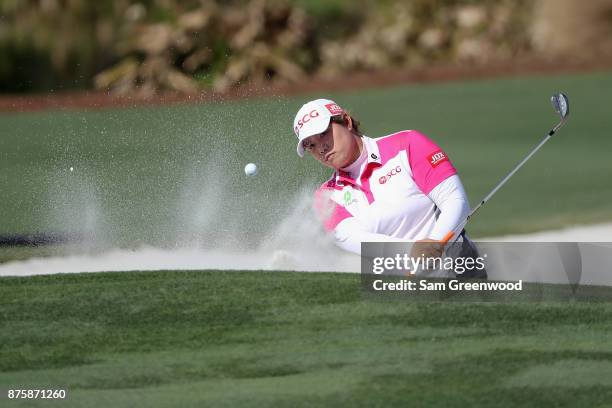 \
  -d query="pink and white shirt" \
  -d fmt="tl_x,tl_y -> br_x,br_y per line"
314,130 -> 470,254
